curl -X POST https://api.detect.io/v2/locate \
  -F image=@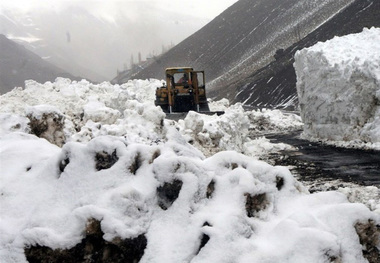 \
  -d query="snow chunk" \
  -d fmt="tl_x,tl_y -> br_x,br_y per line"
0,114 -> 30,135
25,105 -> 66,147
83,96 -> 121,124
294,27 -> 380,149
177,104 -> 250,156
208,98 -> 230,112
176,105 -> 301,161
247,108 -> 303,134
